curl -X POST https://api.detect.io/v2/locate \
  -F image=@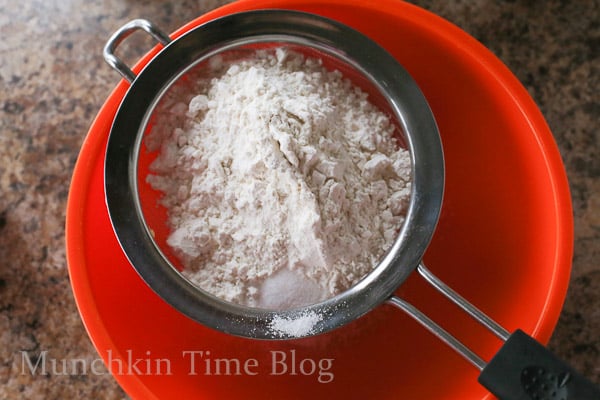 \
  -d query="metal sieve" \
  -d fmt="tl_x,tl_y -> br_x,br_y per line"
103,10 -> 599,399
